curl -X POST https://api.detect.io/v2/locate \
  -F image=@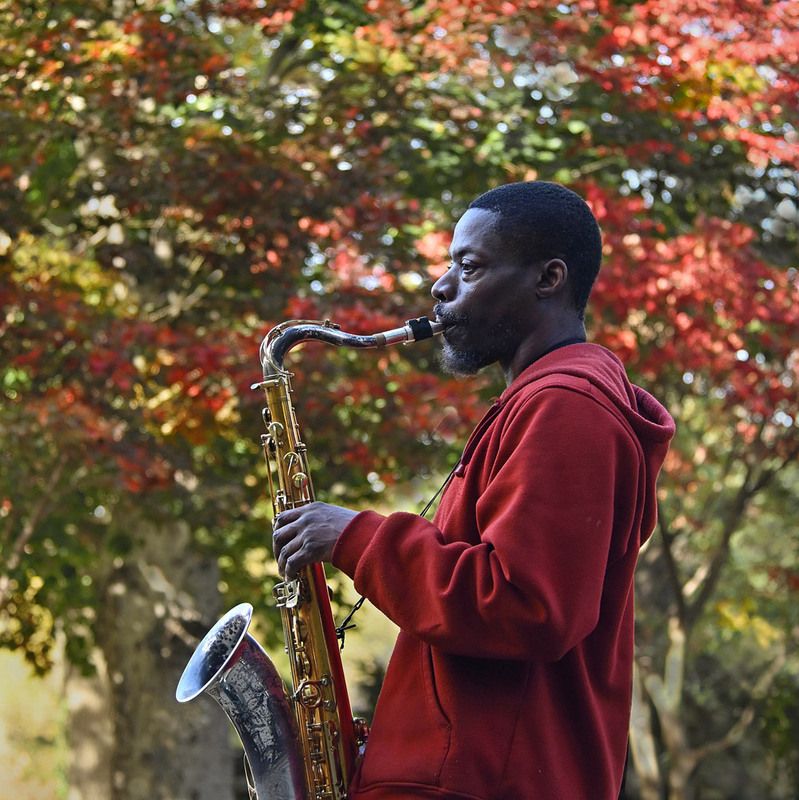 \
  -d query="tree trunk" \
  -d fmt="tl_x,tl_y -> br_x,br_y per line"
636,615 -> 690,800
628,661 -> 661,800
66,652 -> 113,800
72,517 -> 238,800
